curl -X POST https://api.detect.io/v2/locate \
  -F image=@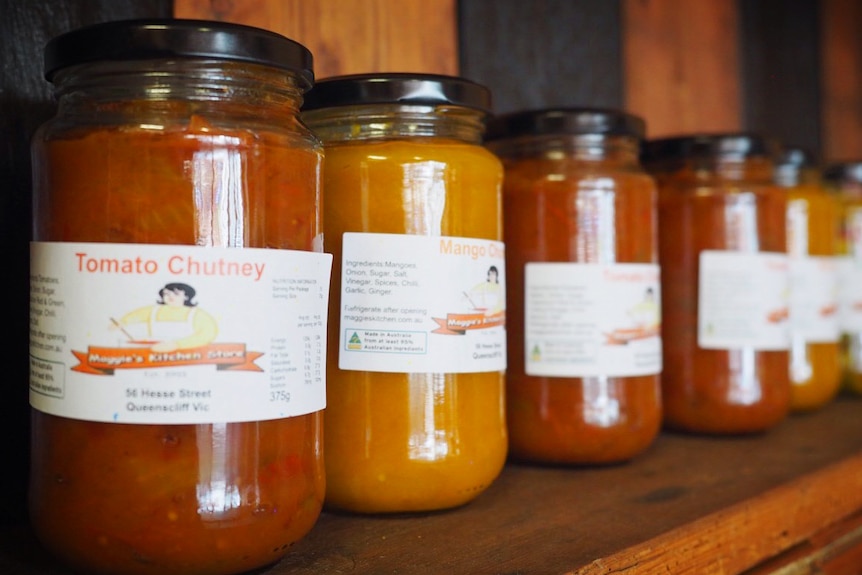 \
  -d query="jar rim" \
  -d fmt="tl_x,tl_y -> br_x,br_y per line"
484,107 -> 646,140
301,73 -> 492,113
823,161 -> 862,183
43,19 -> 314,89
